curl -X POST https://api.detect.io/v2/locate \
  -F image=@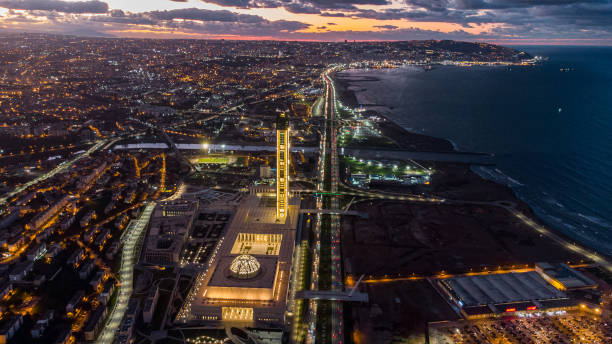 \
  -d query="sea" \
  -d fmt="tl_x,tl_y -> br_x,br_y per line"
338,46 -> 612,257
